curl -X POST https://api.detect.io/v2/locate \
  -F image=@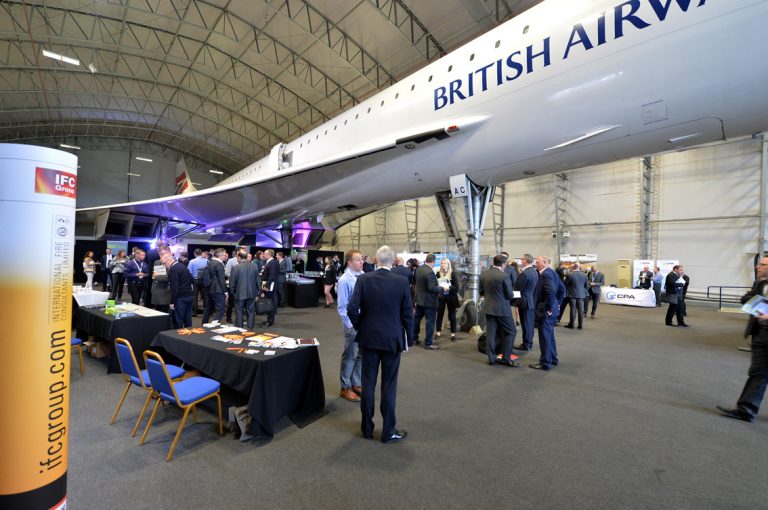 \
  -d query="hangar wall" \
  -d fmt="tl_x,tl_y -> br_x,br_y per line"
333,138 -> 764,294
